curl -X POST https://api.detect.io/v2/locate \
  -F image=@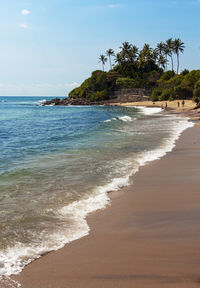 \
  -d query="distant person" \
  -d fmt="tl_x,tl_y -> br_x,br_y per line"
165,102 -> 167,109
161,104 -> 164,109
182,100 -> 185,107
177,101 -> 180,108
